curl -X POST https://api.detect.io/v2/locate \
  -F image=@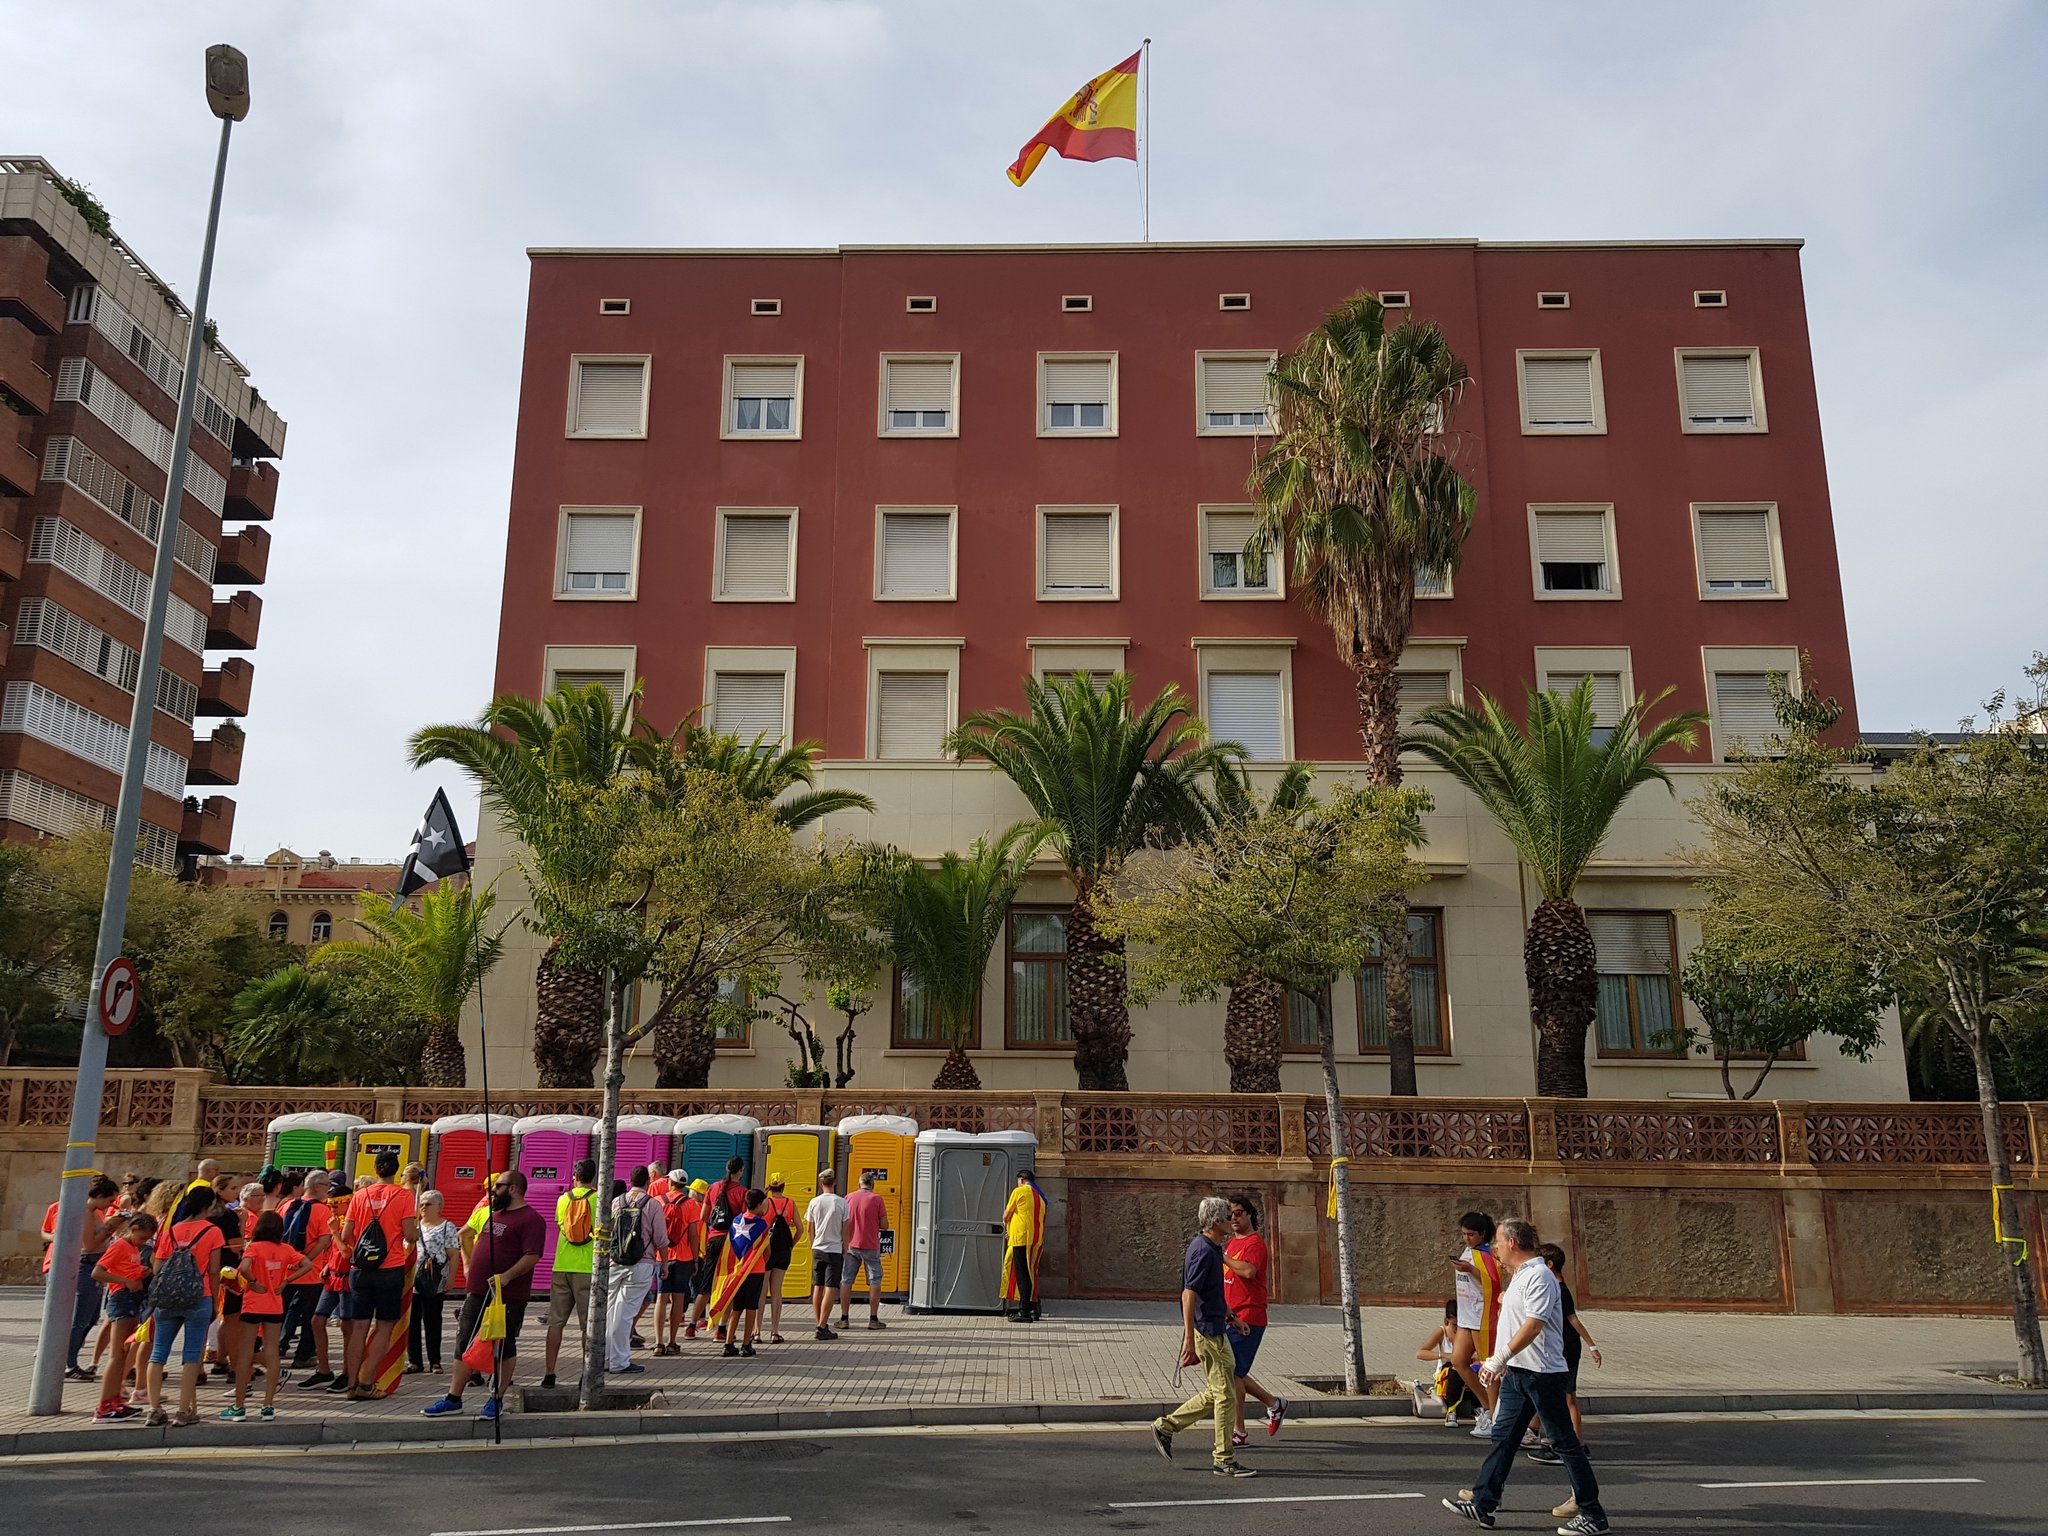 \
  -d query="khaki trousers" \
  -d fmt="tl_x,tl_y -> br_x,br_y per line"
1155,1330 -> 1236,1466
